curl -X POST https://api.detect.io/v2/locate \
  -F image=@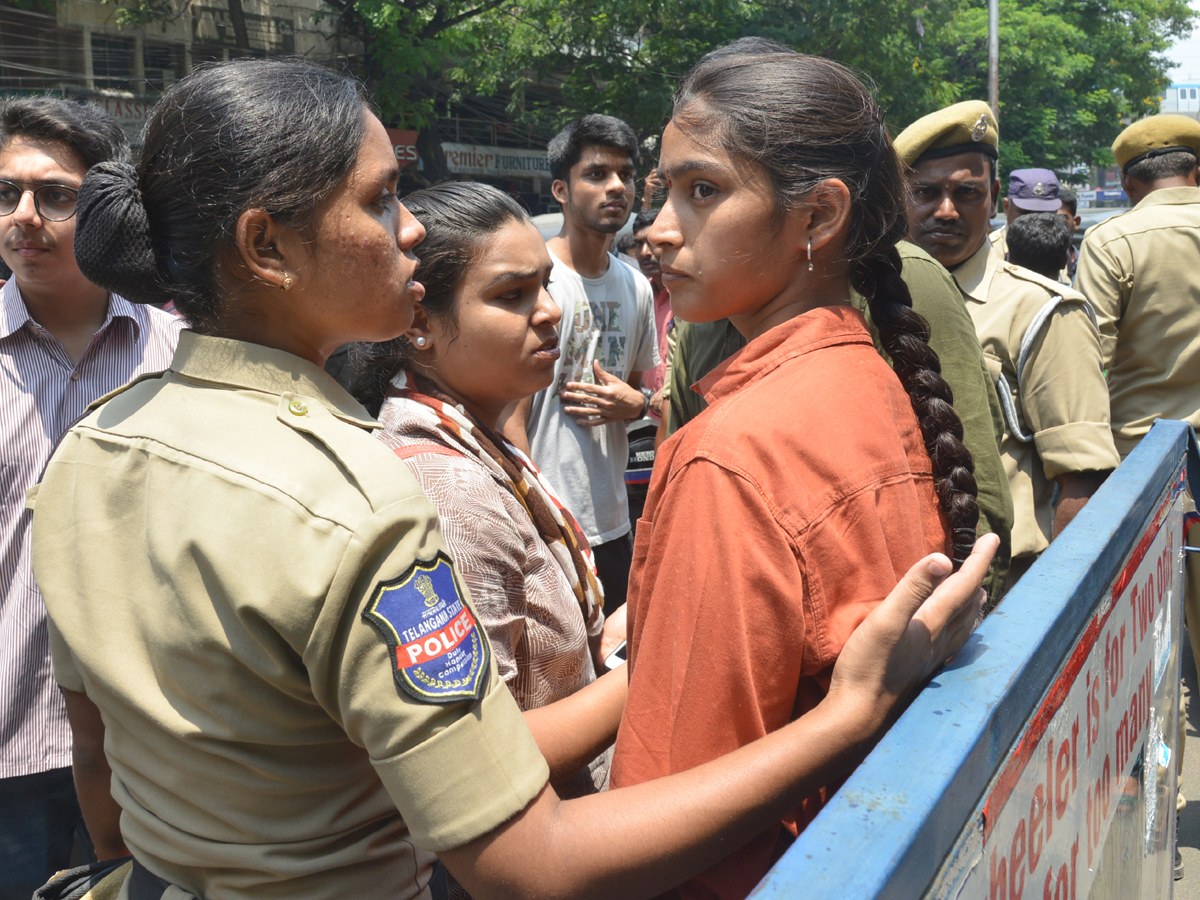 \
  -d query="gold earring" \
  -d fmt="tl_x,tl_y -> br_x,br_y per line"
281,274 -> 293,291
